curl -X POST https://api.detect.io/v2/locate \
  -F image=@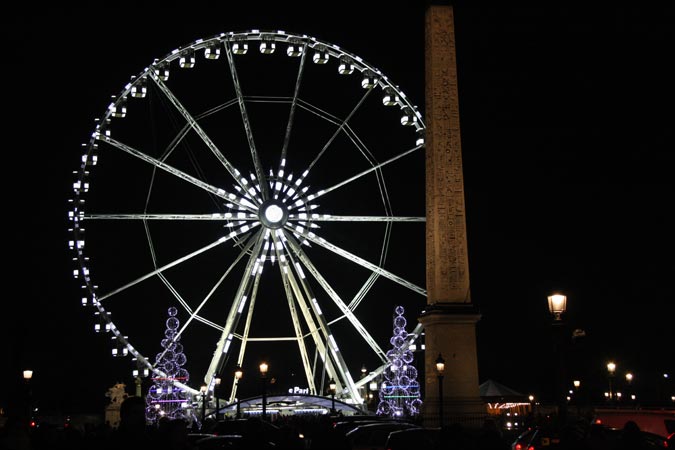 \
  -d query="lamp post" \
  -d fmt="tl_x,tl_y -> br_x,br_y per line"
200,384 -> 208,425
329,378 -> 337,415
360,365 -> 367,409
214,376 -> 222,421
528,394 -> 536,418
234,366 -> 243,419
607,362 -> 616,404
23,370 -> 33,426
435,353 -> 445,427
260,362 -> 268,421
369,380 -> 378,412
573,380 -> 581,415
547,293 -> 568,423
